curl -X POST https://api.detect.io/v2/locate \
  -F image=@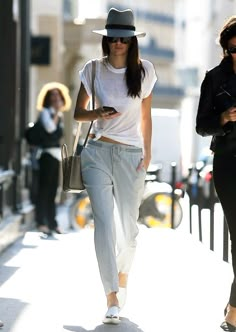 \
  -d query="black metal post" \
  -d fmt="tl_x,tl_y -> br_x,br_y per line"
189,202 -> 192,234
188,167 -> 193,234
187,166 -> 195,234
198,205 -> 202,242
209,205 -> 214,251
170,162 -> 176,229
